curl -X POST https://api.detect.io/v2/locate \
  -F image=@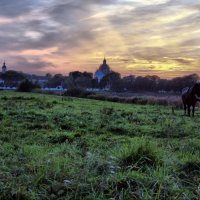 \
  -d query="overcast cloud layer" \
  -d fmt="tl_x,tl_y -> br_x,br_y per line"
0,0 -> 199,78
